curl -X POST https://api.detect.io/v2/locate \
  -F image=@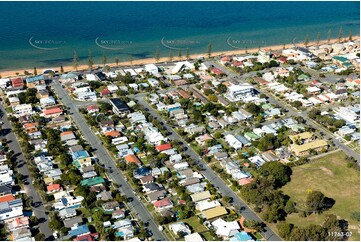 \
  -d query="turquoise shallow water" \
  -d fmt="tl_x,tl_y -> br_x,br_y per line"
0,1 -> 359,70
